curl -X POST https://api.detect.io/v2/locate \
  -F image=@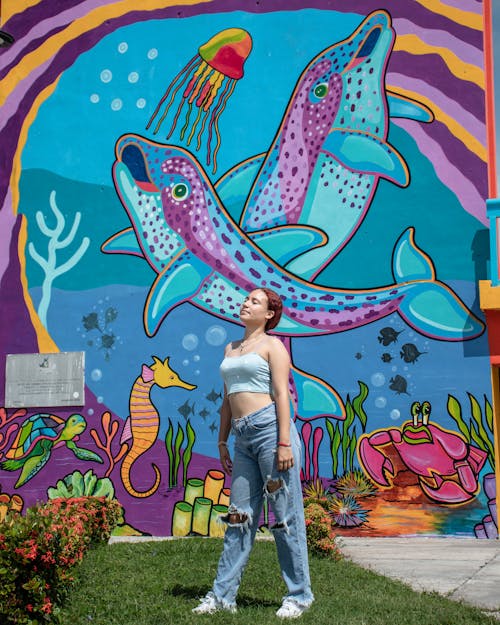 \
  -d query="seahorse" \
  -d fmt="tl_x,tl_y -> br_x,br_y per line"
120,356 -> 196,497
